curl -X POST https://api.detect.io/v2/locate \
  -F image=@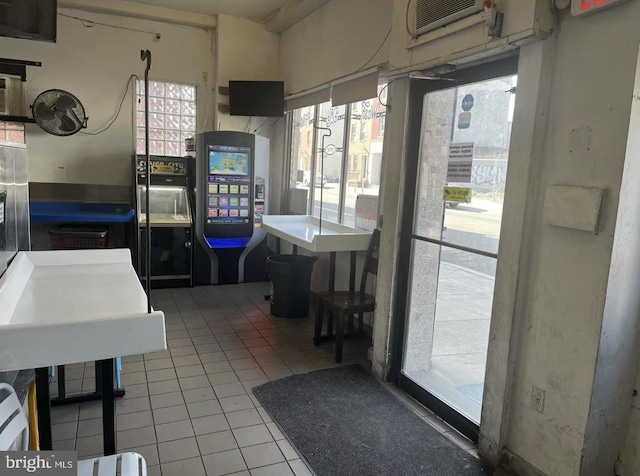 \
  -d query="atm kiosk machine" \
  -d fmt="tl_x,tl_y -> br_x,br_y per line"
194,131 -> 270,285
